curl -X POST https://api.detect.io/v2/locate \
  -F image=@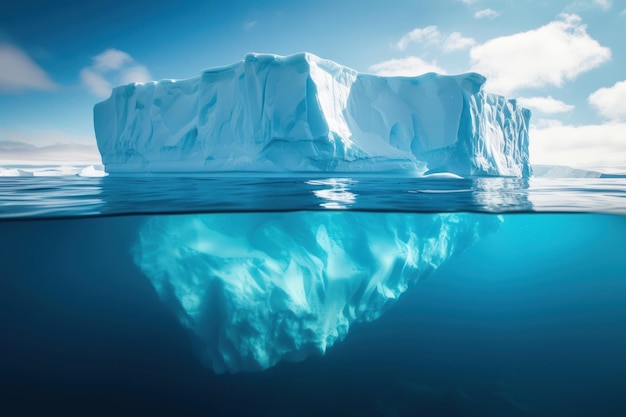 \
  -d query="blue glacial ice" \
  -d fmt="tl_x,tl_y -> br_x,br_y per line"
94,53 -> 531,177
133,212 -> 501,373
